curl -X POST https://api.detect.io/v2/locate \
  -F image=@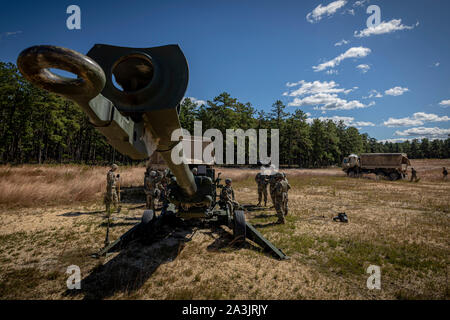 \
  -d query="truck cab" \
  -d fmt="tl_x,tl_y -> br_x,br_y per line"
342,154 -> 360,176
